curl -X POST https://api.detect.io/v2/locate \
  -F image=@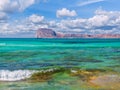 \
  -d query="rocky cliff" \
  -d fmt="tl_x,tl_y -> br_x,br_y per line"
36,28 -> 120,38
36,28 -> 57,38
